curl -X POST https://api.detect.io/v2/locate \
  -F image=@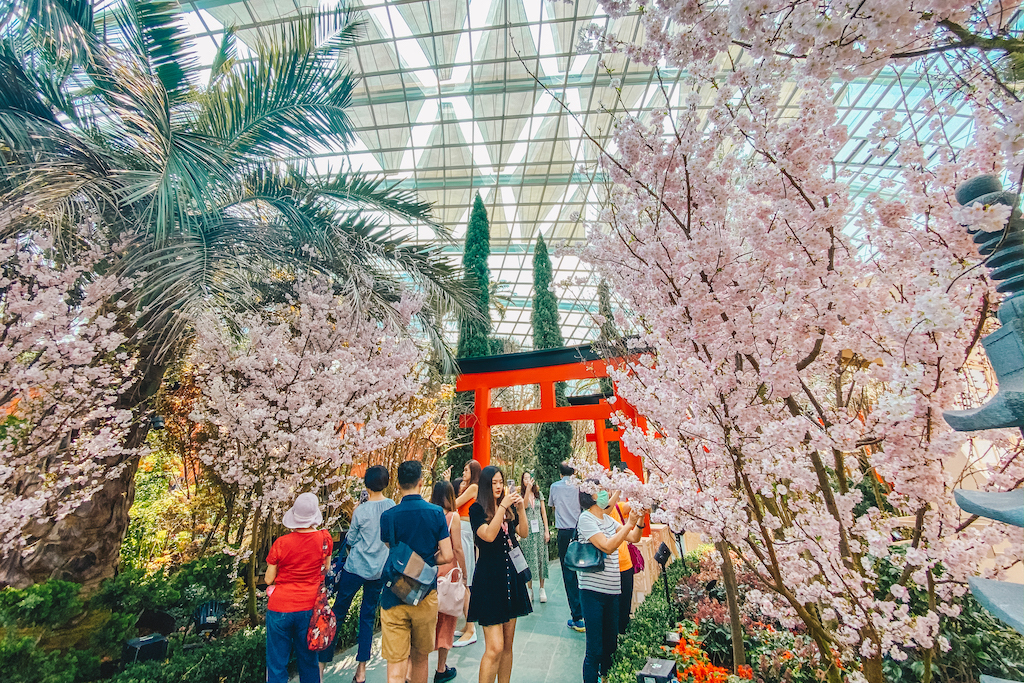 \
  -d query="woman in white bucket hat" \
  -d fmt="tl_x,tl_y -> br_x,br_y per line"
264,492 -> 331,683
